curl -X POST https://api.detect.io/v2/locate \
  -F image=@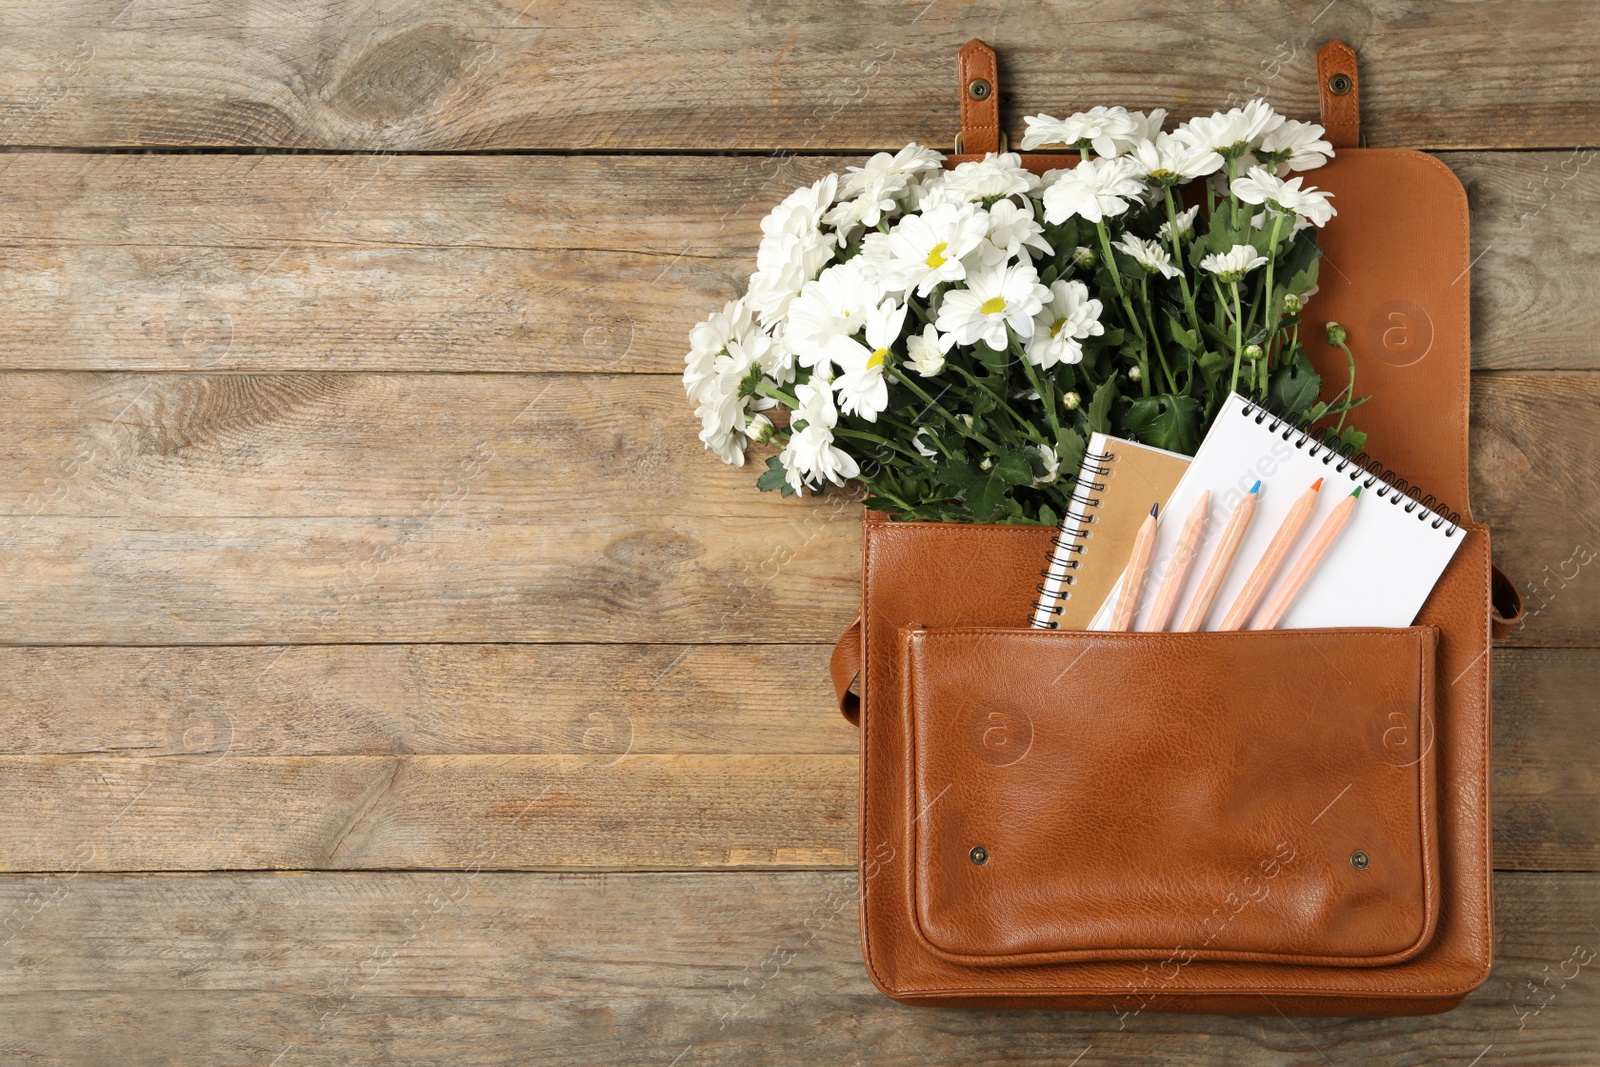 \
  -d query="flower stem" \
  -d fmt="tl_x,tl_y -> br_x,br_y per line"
1228,280 -> 1245,396
949,361 -> 1045,443
1009,340 -> 1063,437
1139,276 -> 1178,395
1162,187 -> 1203,338
833,426 -> 930,464
1331,337 -> 1358,435
1095,219 -> 1150,396
884,362 -> 1002,452
755,382 -> 800,408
